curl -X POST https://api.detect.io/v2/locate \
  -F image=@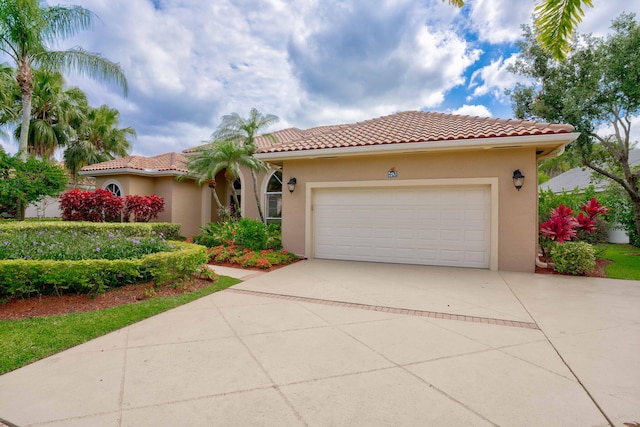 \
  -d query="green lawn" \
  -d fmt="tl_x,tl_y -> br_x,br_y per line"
0,276 -> 239,375
597,243 -> 640,280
